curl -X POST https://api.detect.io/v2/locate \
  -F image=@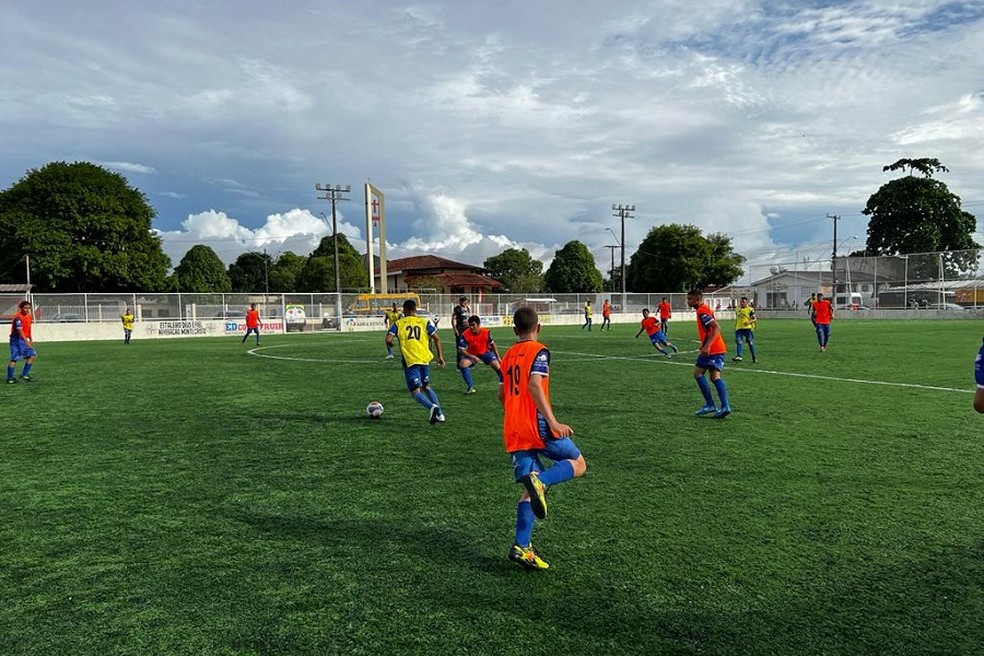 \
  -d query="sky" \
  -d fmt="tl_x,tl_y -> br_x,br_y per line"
3,0 -> 984,284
